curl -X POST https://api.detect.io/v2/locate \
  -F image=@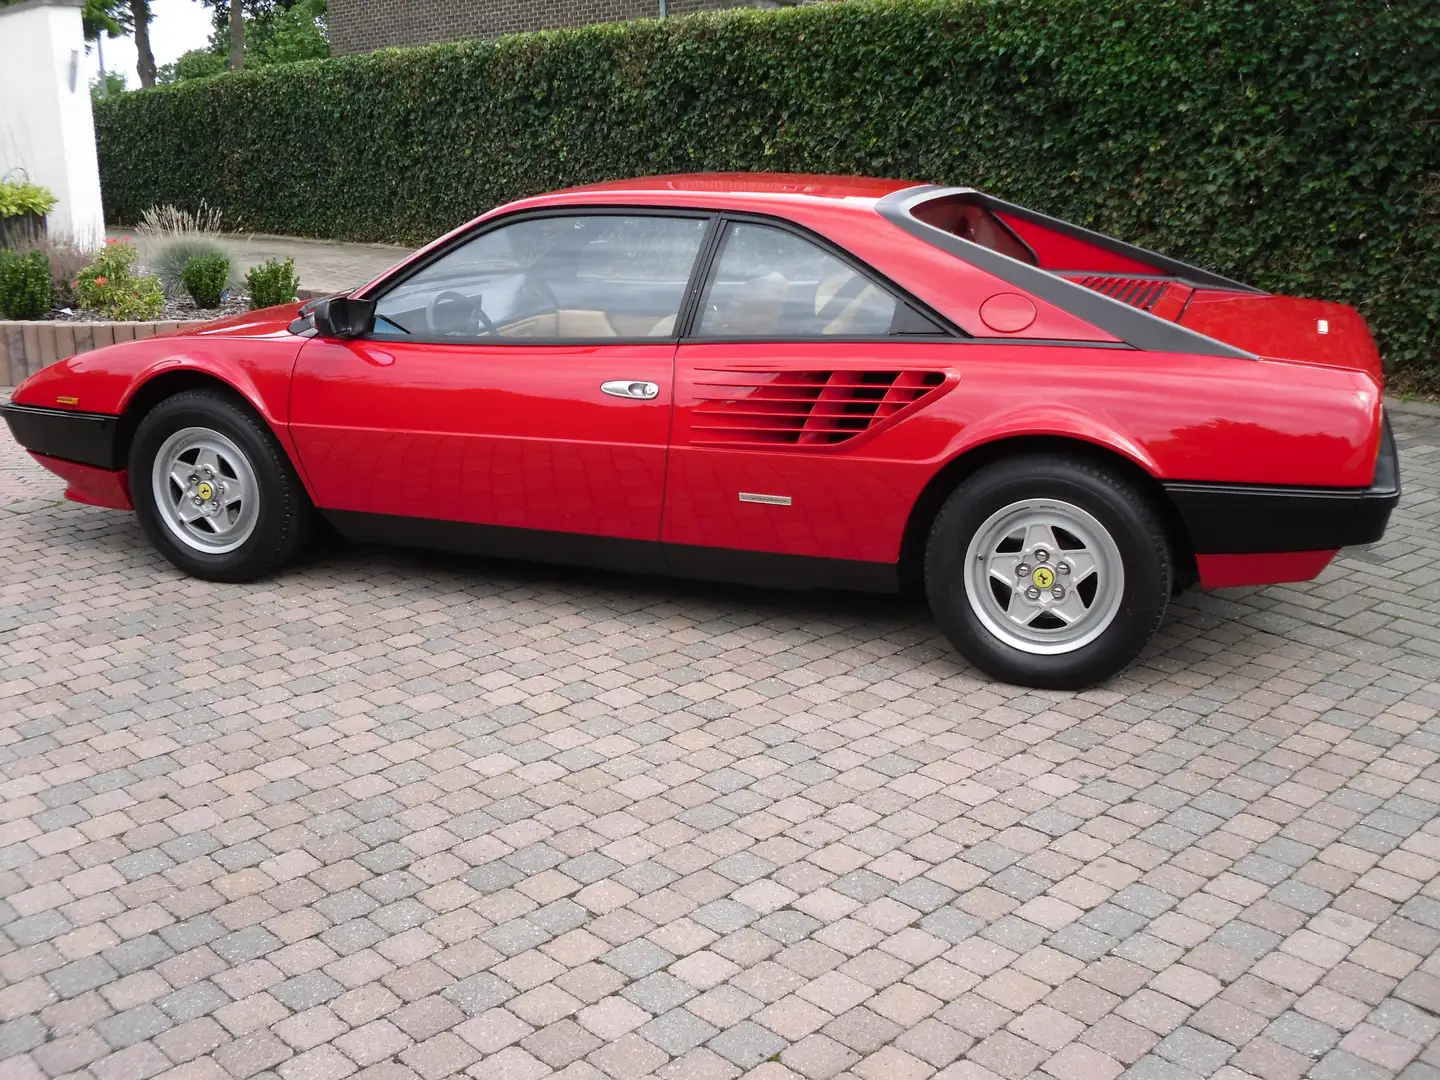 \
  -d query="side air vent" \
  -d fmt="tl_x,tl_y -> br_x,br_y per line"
1071,275 -> 1173,310
692,370 -> 947,448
